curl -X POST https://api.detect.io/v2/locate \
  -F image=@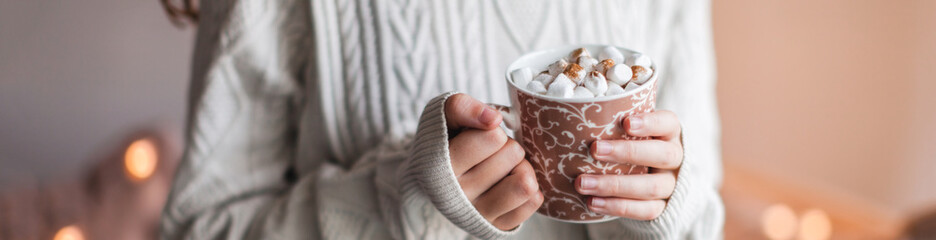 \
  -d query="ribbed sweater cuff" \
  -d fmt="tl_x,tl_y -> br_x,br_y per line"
404,92 -> 518,239
630,155 -> 704,239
